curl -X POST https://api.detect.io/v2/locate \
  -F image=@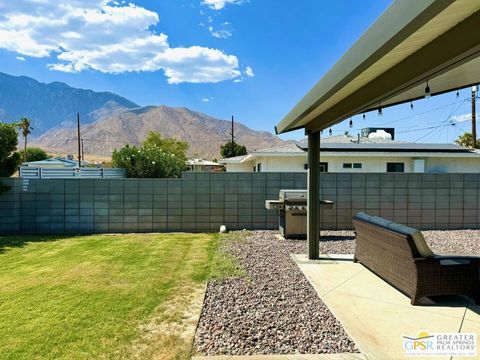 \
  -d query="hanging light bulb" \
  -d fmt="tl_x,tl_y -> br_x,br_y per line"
410,101 -> 413,110
349,118 -> 353,128
362,113 -> 366,120
329,128 -> 332,135
456,90 -> 460,98
425,81 -> 431,98
378,107 -> 383,117
320,129 -> 323,135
